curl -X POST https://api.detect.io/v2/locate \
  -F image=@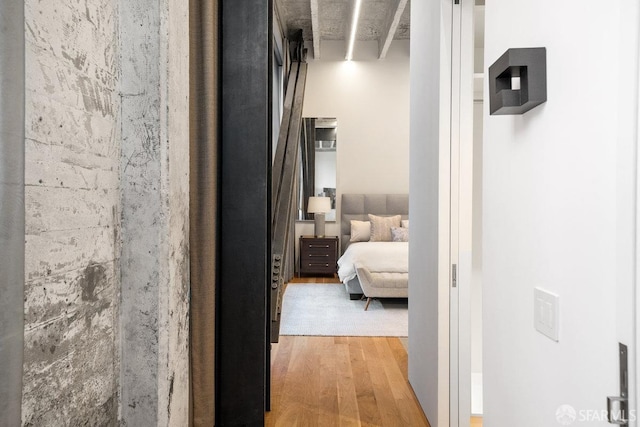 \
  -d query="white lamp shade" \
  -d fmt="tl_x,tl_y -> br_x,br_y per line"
307,196 -> 331,213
